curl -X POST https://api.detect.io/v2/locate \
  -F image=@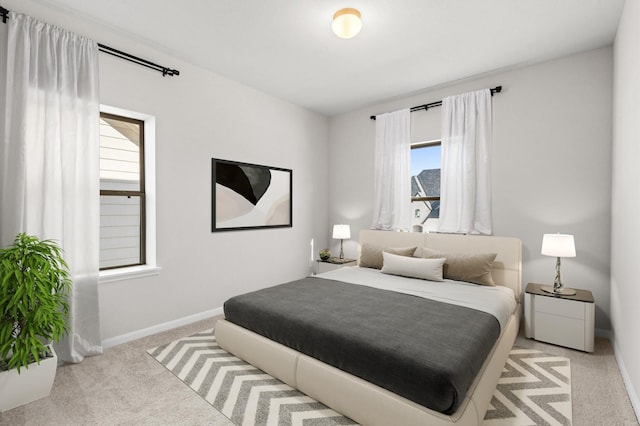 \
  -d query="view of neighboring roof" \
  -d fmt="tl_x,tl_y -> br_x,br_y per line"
412,169 -> 440,198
